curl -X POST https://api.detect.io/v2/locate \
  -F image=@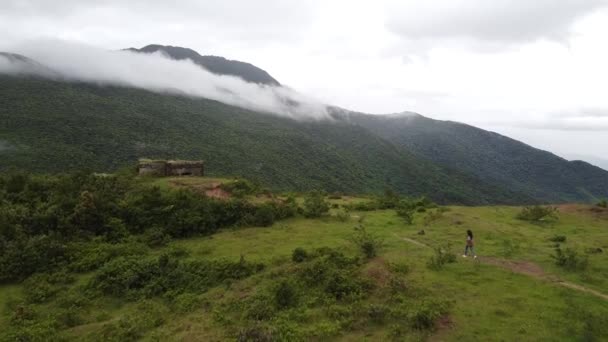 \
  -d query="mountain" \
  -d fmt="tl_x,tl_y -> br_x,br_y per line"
0,74 -> 530,205
126,44 -> 280,86
340,111 -> 608,203
564,154 -> 608,172
1,48 -> 606,204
